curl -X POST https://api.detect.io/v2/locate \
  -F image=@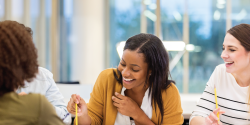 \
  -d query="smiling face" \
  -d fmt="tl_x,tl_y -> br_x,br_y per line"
221,33 -> 250,74
117,49 -> 150,90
